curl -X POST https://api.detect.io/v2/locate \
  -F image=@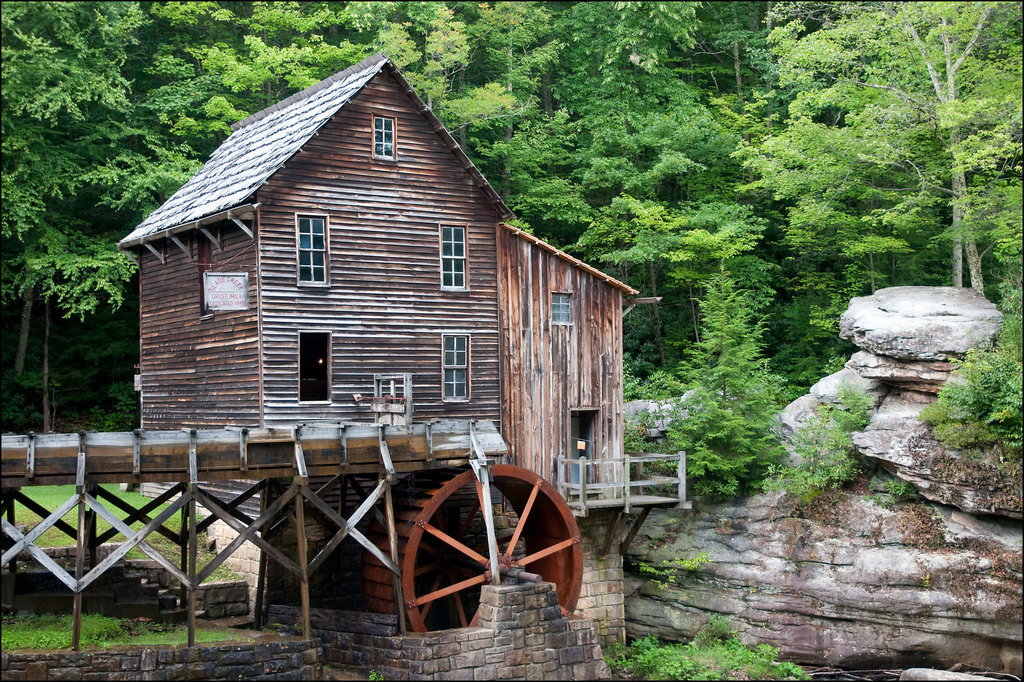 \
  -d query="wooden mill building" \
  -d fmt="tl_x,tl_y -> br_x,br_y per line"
111,52 -> 686,646
118,52 -> 641,498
